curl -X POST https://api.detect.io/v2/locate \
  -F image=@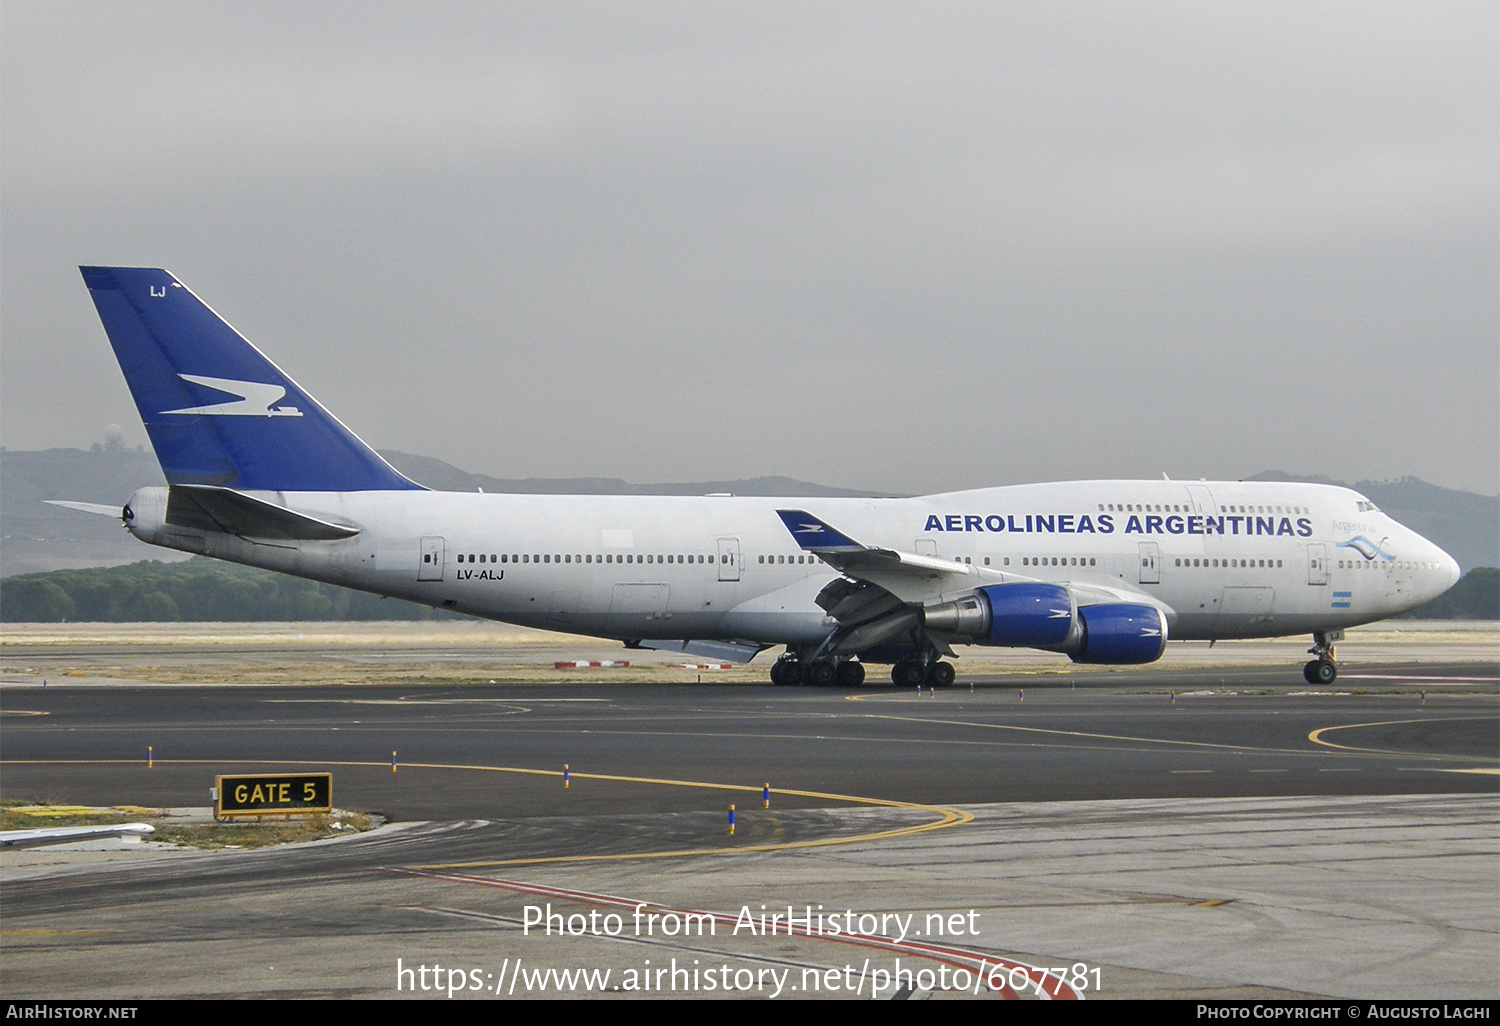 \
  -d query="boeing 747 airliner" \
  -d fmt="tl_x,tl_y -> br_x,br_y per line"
69,267 -> 1461,686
